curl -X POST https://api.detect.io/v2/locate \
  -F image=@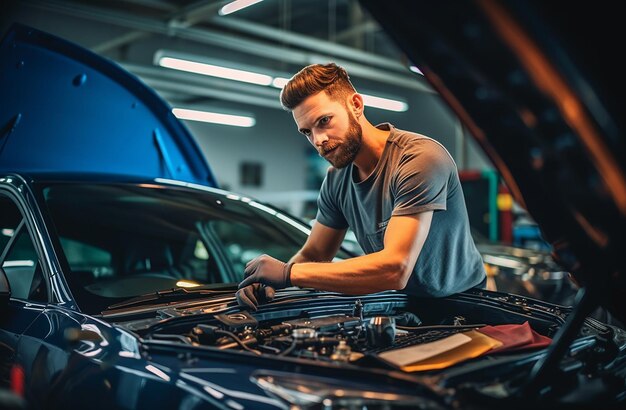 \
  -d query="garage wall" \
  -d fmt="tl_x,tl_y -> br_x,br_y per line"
183,105 -> 311,195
